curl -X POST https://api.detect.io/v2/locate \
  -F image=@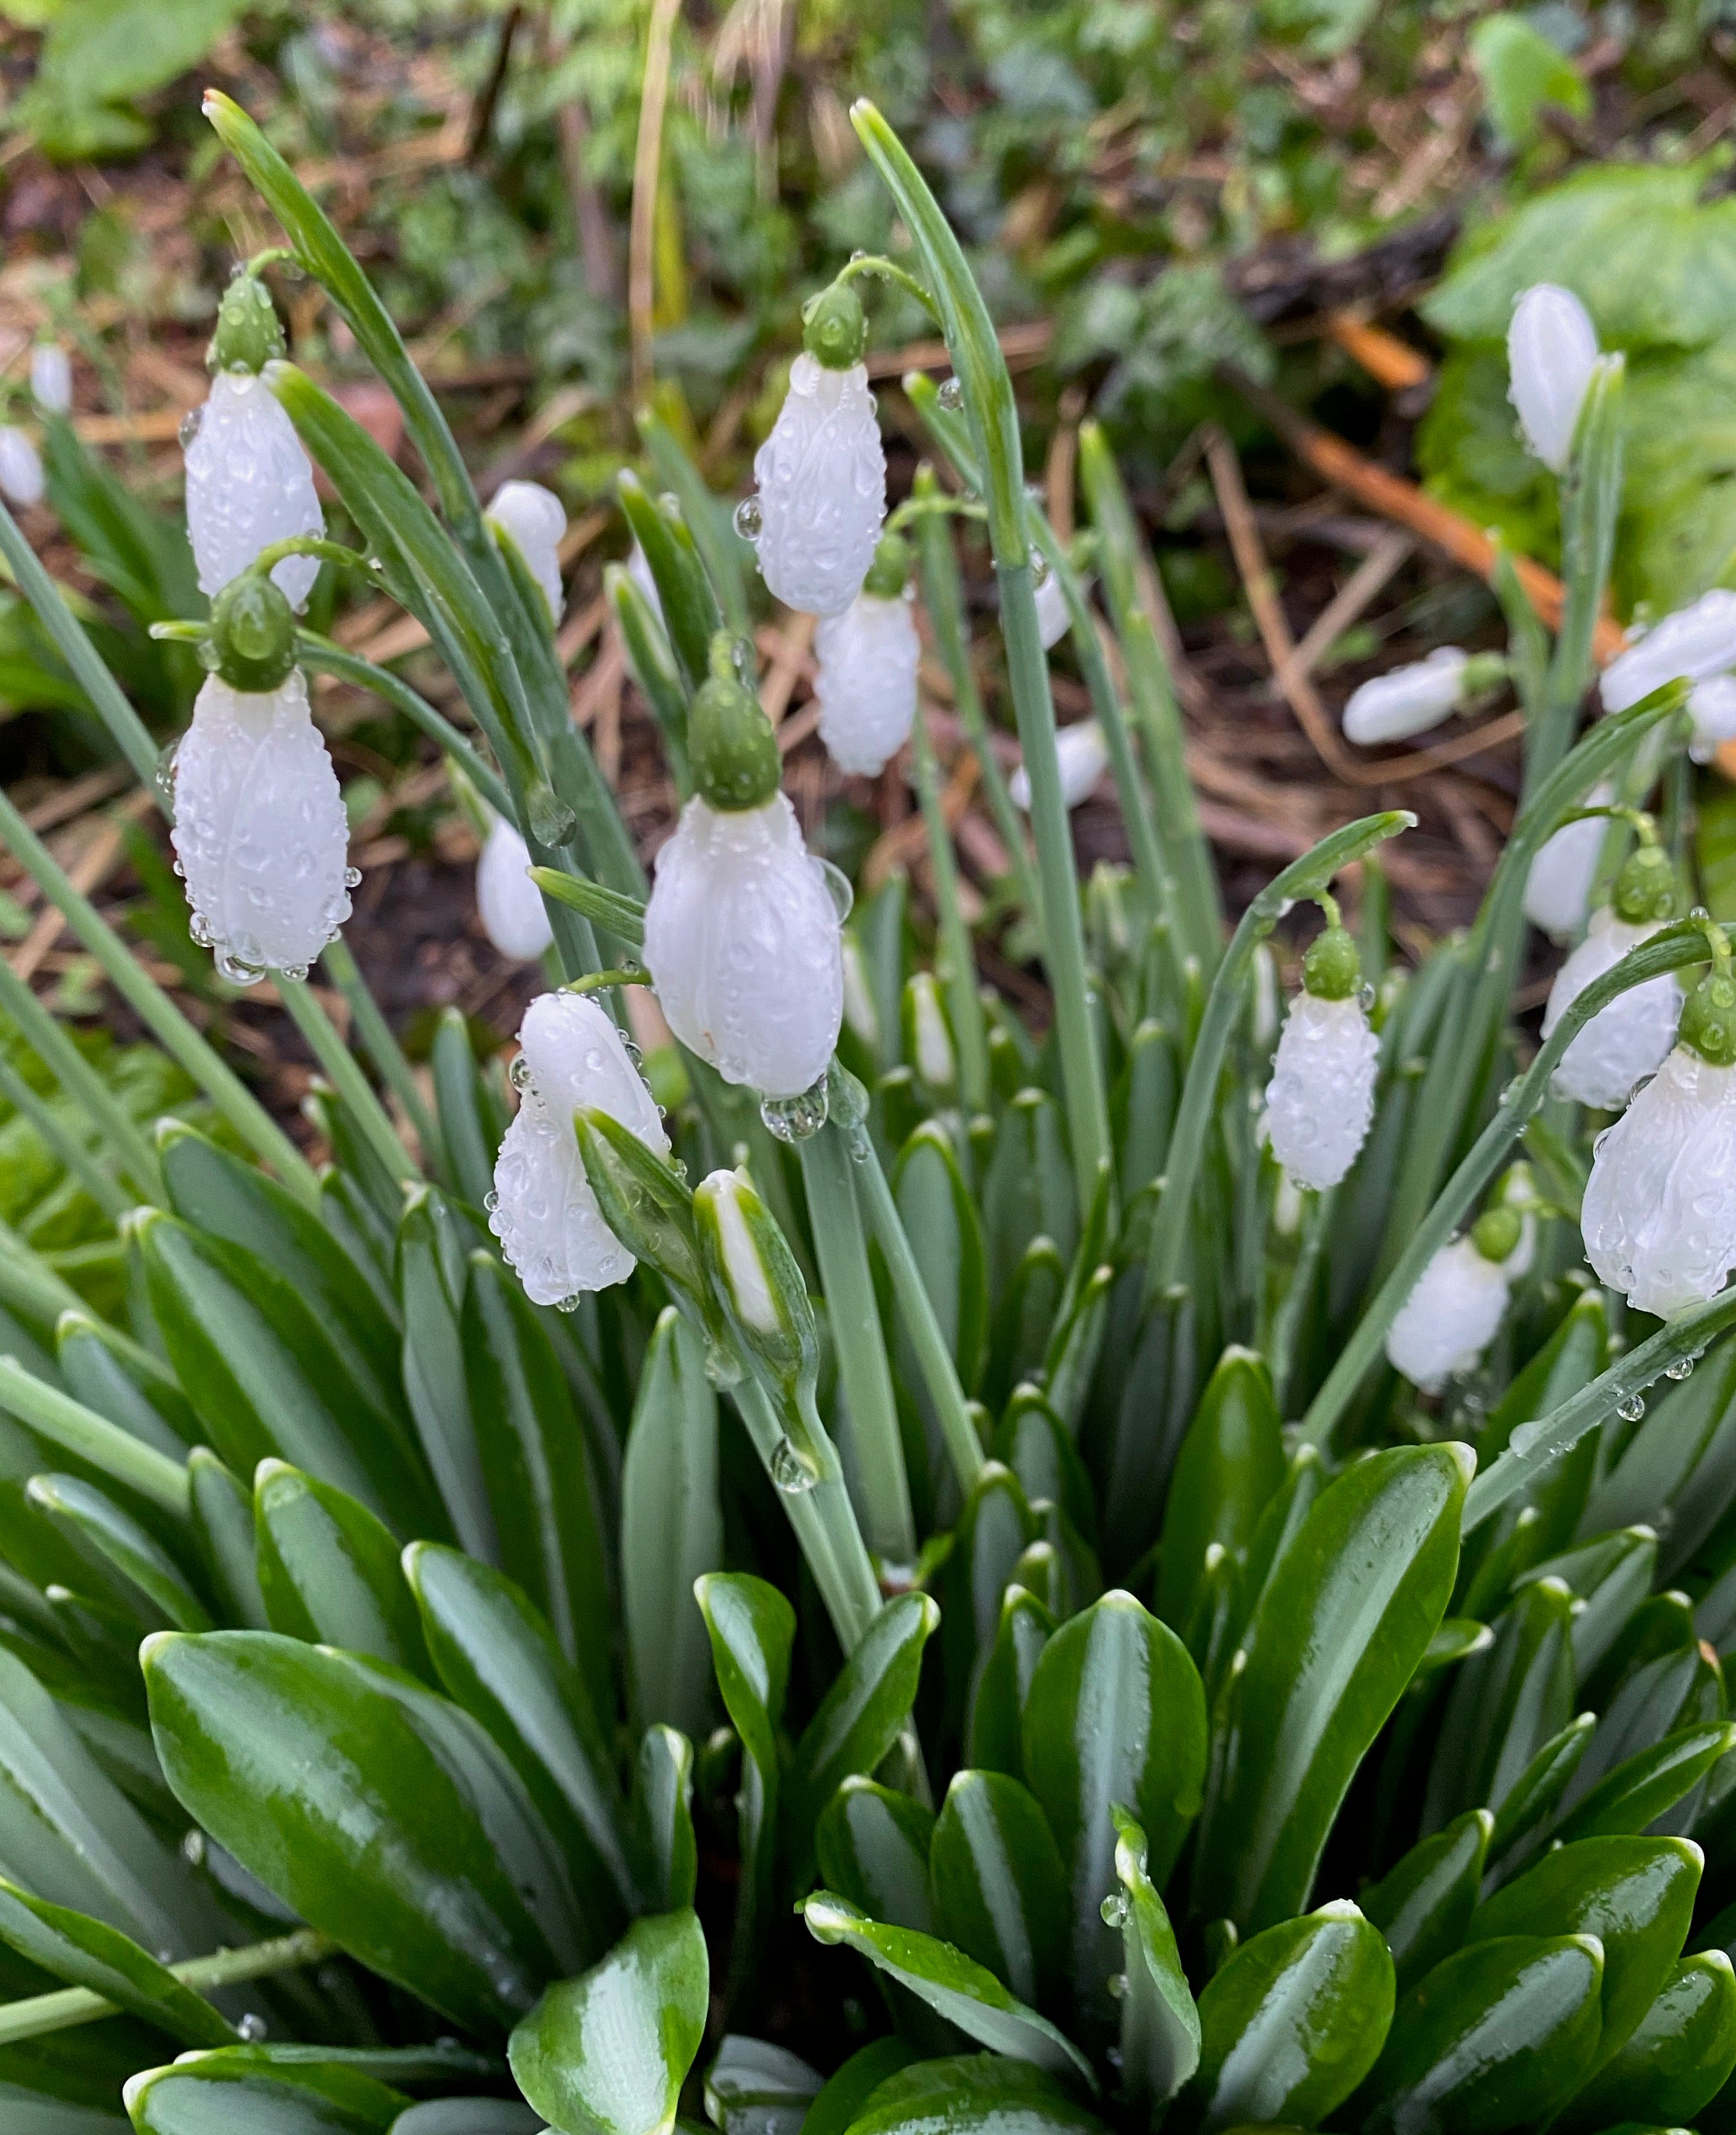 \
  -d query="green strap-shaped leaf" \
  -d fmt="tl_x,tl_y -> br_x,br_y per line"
1107,1808 -> 1199,2127
893,1123 -> 988,1396
507,1911 -> 708,2135
930,1770 -> 1068,2010
54,1313 -> 196,1461
799,2039 -> 920,2135
24,1475 -> 209,1633
615,472 -> 722,697
125,2053 -> 408,2134
1556,1951 -> 1736,2132
845,2053 -> 1110,2135
1487,1713 -> 1595,1870
790,1592 -> 941,1861
143,1629 -> 585,2033
394,1189 -> 495,1566
1555,1724 -> 1736,1845
254,1461 -> 429,1676
799,1893 -> 1098,2092
430,1009 -> 507,1214
943,1465 -> 1038,1734
638,404 -> 752,632
1155,1346 -> 1284,1637
0,1878 -> 234,2047
390,2104 -> 542,2135
1194,1444 -> 1470,1934
817,1777 -> 937,1934
187,1448 -> 267,1631
629,1726 -> 696,1916
1424,1576 -> 1578,1835
1360,1810 -> 1493,1995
